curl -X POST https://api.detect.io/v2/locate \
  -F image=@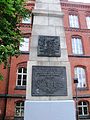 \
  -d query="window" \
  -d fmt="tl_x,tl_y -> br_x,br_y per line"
69,15 -> 79,28
22,14 -> 31,24
19,38 -> 29,51
72,37 -> 83,55
16,67 -> 27,87
86,16 -> 90,29
15,101 -> 24,117
74,67 -> 87,88
78,101 -> 89,117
